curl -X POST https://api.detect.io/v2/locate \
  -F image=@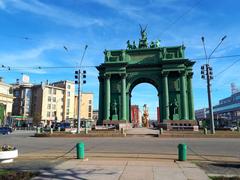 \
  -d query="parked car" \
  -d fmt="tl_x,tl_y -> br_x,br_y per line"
53,122 -> 71,131
0,127 -> 13,135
